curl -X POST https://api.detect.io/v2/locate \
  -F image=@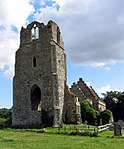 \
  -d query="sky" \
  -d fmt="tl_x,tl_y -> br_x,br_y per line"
0,0 -> 124,108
